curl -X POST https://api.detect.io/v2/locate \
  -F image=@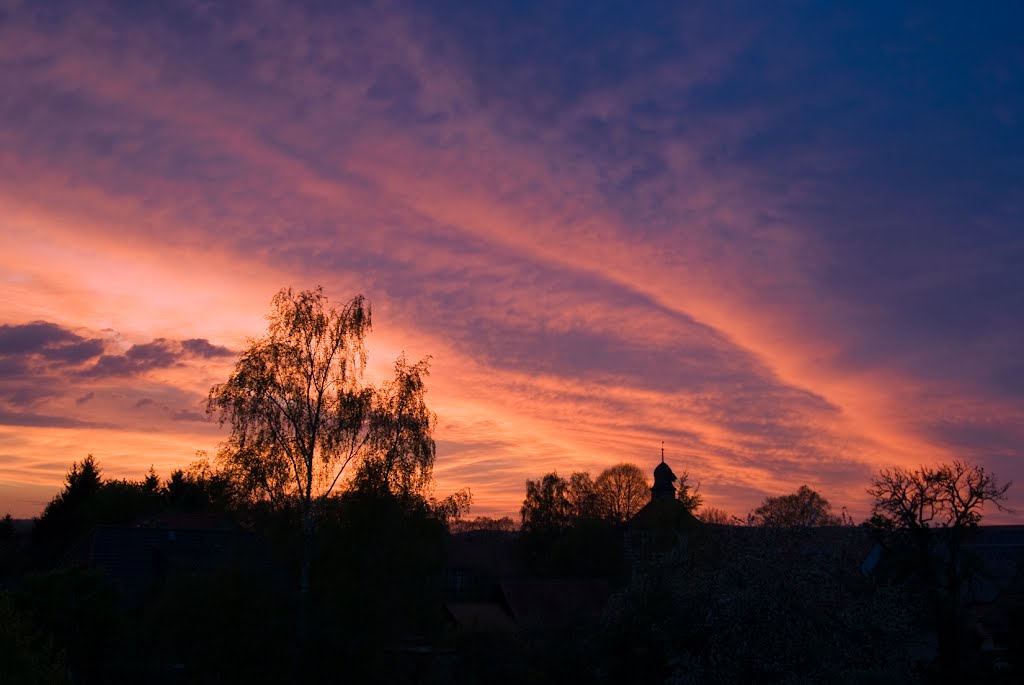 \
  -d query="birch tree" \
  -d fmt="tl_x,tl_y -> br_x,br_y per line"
207,287 -> 373,644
